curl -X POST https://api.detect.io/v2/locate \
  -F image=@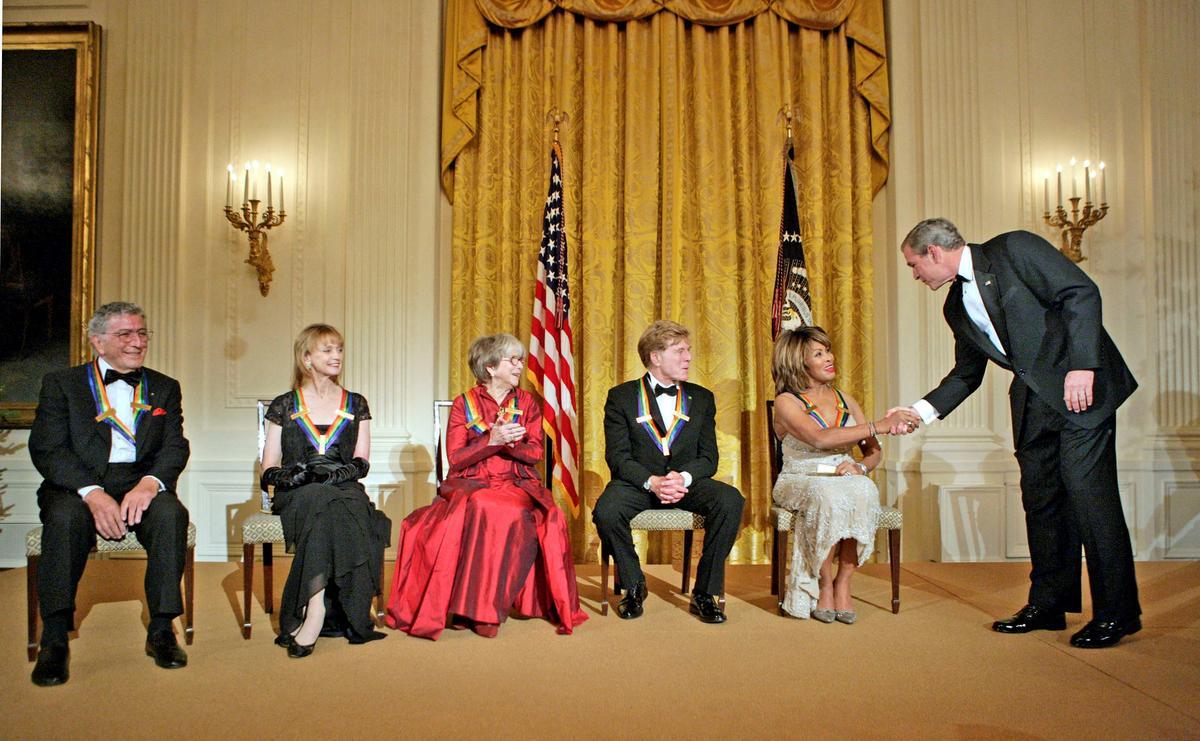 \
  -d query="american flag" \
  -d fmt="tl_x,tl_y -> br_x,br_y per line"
526,142 -> 580,513
770,143 -> 813,339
